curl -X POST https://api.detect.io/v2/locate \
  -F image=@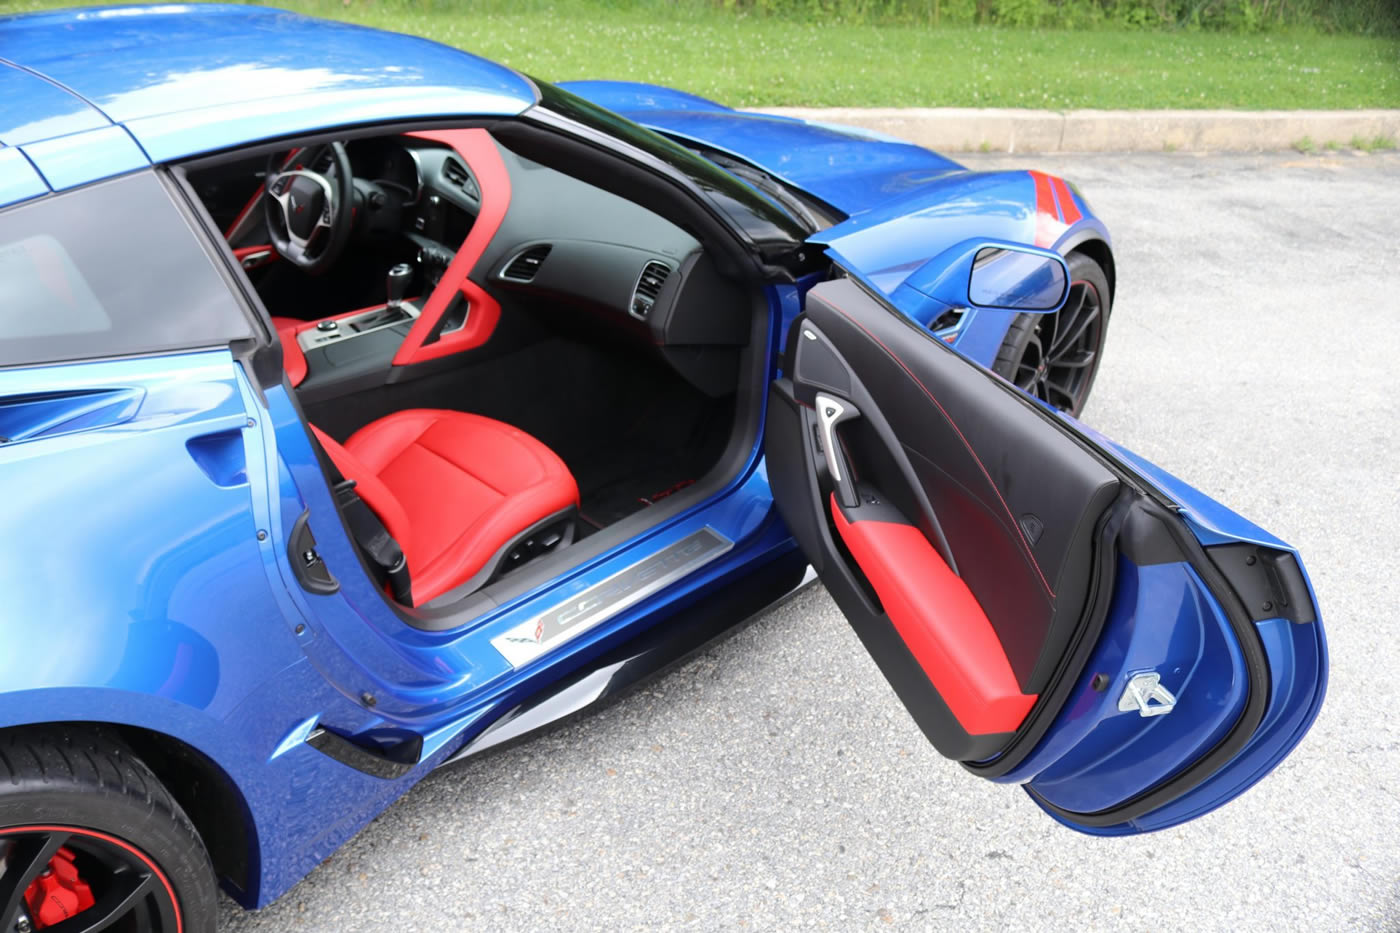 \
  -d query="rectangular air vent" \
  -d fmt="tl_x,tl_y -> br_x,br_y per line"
442,157 -> 479,199
500,245 -> 552,283
629,261 -> 671,320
